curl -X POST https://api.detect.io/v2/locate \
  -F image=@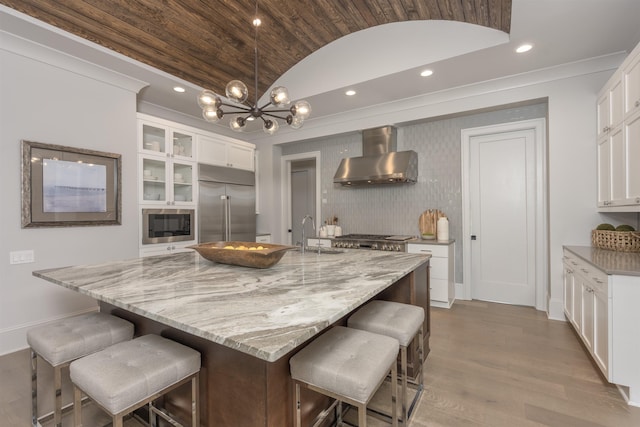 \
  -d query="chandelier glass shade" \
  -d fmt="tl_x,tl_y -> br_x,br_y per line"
197,11 -> 311,135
